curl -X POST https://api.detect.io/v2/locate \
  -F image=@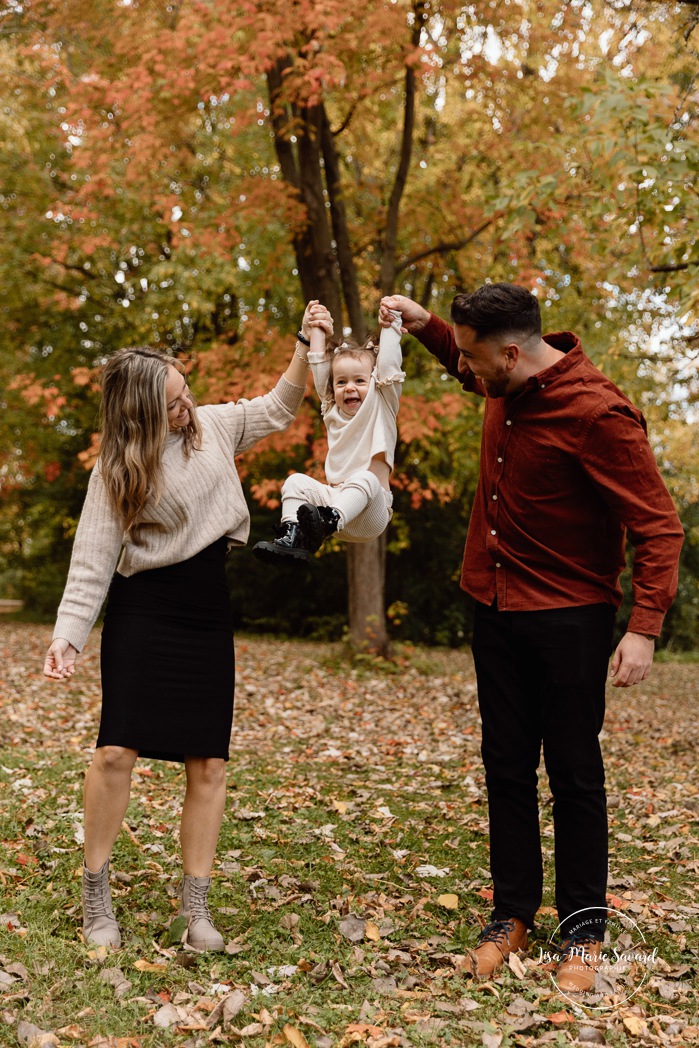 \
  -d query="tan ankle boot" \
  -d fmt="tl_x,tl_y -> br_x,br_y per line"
180,875 -> 224,951
556,937 -> 603,993
464,917 -> 528,976
82,860 -> 121,948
